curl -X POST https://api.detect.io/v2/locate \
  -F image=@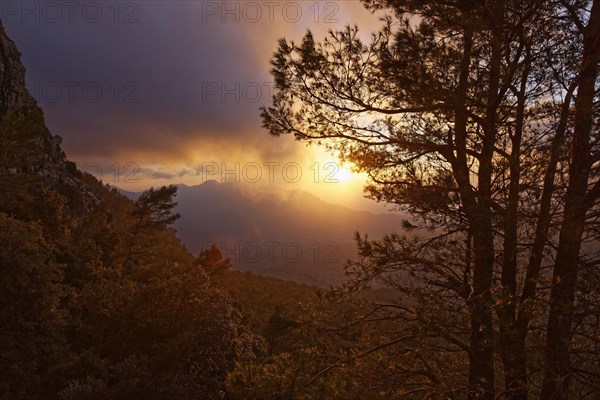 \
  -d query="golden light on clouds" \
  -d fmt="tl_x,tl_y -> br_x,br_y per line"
24,1 -> 390,214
